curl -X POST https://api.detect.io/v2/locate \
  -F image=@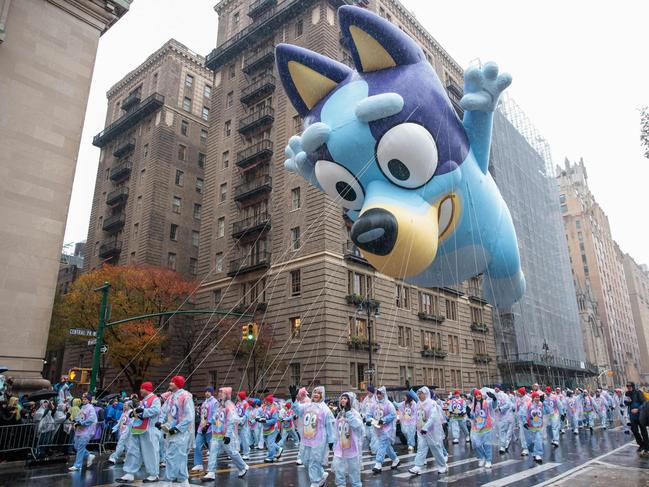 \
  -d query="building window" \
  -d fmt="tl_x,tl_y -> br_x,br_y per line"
133,223 -> 139,239
419,292 -> 439,315
348,271 -> 372,297
576,219 -> 581,229
192,230 -> 200,247
348,317 -> 369,338
195,152 -> 205,170
181,119 -> 189,136
396,284 -> 409,309
399,366 -> 414,386
290,316 -> 301,337
578,231 -> 583,241
143,143 -> 149,158
204,85 -> 212,98
290,269 -> 301,296
291,226 -> 301,250
183,97 -> 192,112
178,144 -> 186,161
196,177 -> 204,194
209,370 -> 218,389
167,252 -> 177,271
217,217 -> 225,238
445,299 -> 457,320
232,11 -> 240,30
212,289 -> 222,305
224,120 -> 231,137
215,252 -> 223,272
290,363 -> 301,386
559,194 -> 566,204
295,19 -> 304,38
228,64 -> 236,79
450,369 -> 462,388
226,91 -> 234,108
448,334 -> 459,354
185,73 -> 194,88
200,129 -> 208,145
189,257 -> 198,275
470,306 -> 483,324
172,196 -> 182,214
169,224 -> 178,241
175,169 -> 184,186
349,362 -> 357,388
222,150 -> 229,168
193,203 -> 202,219
293,115 -> 303,133
202,106 -> 210,121
397,326 -> 412,348
422,330 -> 441,350
218,183 -> 227,203
291,187 -> 301,210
